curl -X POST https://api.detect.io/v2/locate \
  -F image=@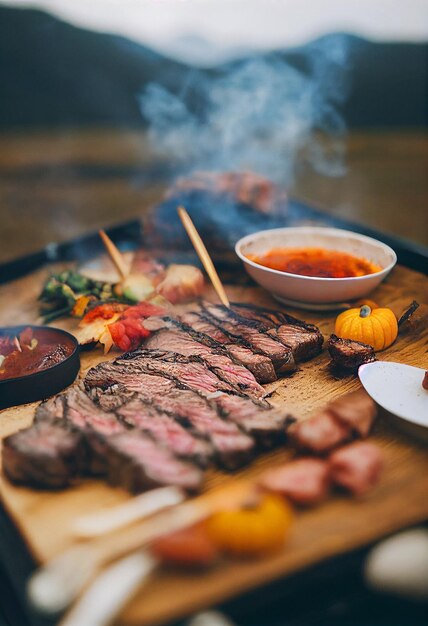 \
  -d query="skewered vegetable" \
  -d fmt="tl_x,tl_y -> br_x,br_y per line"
38,271 -> 130,322
335,304 -> 398,351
